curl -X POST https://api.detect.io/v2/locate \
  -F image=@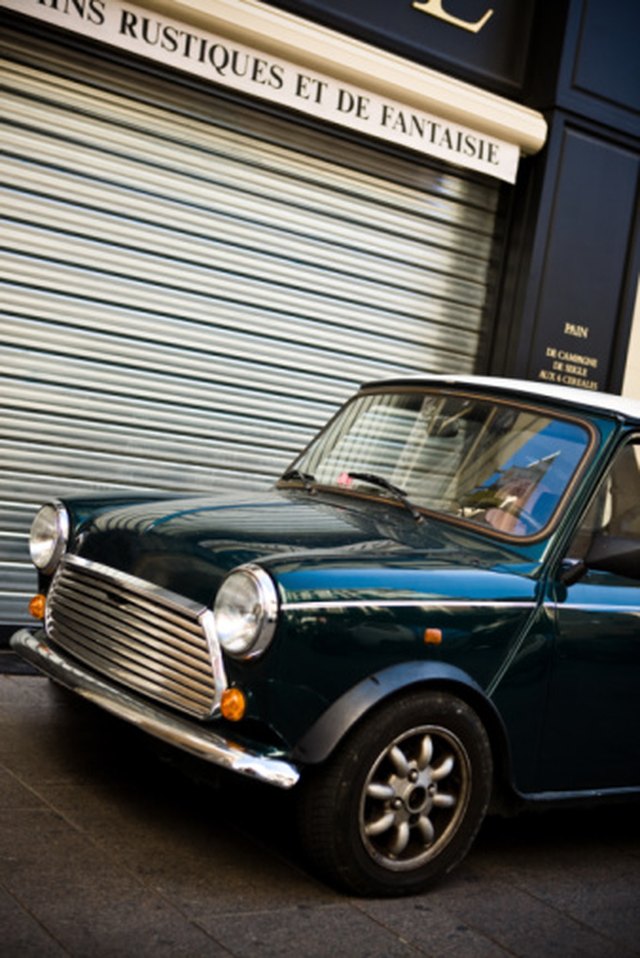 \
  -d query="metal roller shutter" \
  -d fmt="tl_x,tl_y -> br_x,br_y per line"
0,17 -> 502,631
